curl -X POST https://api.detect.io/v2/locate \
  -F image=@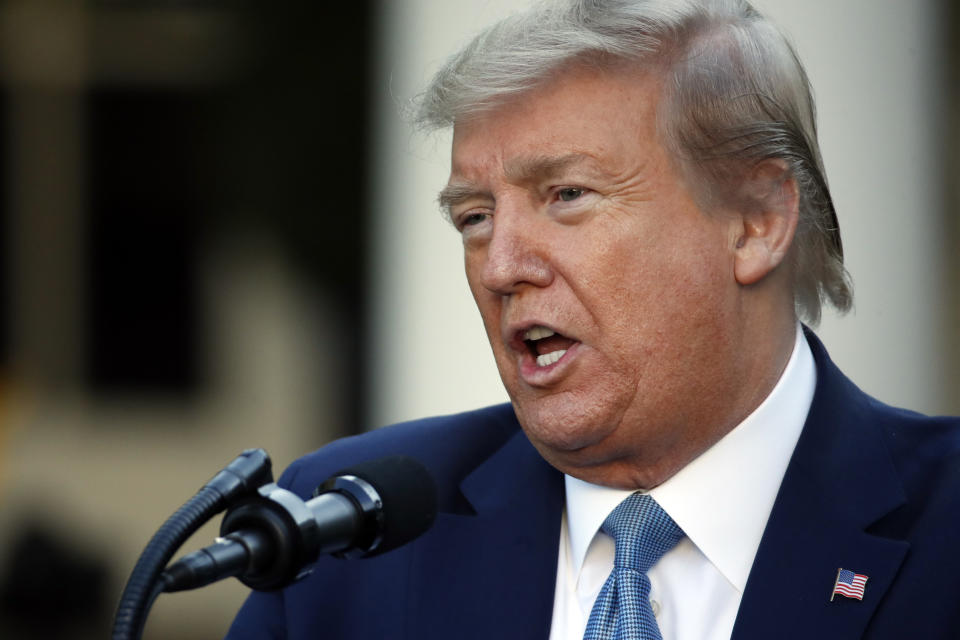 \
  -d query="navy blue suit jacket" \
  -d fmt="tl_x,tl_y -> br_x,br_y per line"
225,332 -> 960,639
